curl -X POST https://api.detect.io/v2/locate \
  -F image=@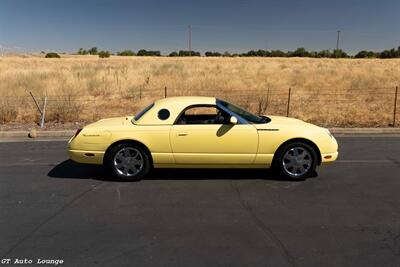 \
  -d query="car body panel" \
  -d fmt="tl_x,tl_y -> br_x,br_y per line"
68,96 -> 339,168
170,124 -> 258,164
